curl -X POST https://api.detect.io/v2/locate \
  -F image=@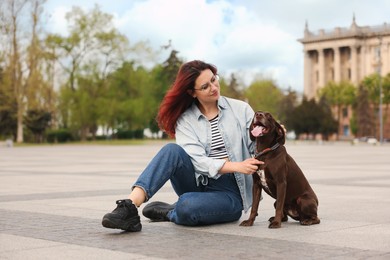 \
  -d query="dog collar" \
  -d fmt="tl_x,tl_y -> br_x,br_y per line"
254,143 -> 280,158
